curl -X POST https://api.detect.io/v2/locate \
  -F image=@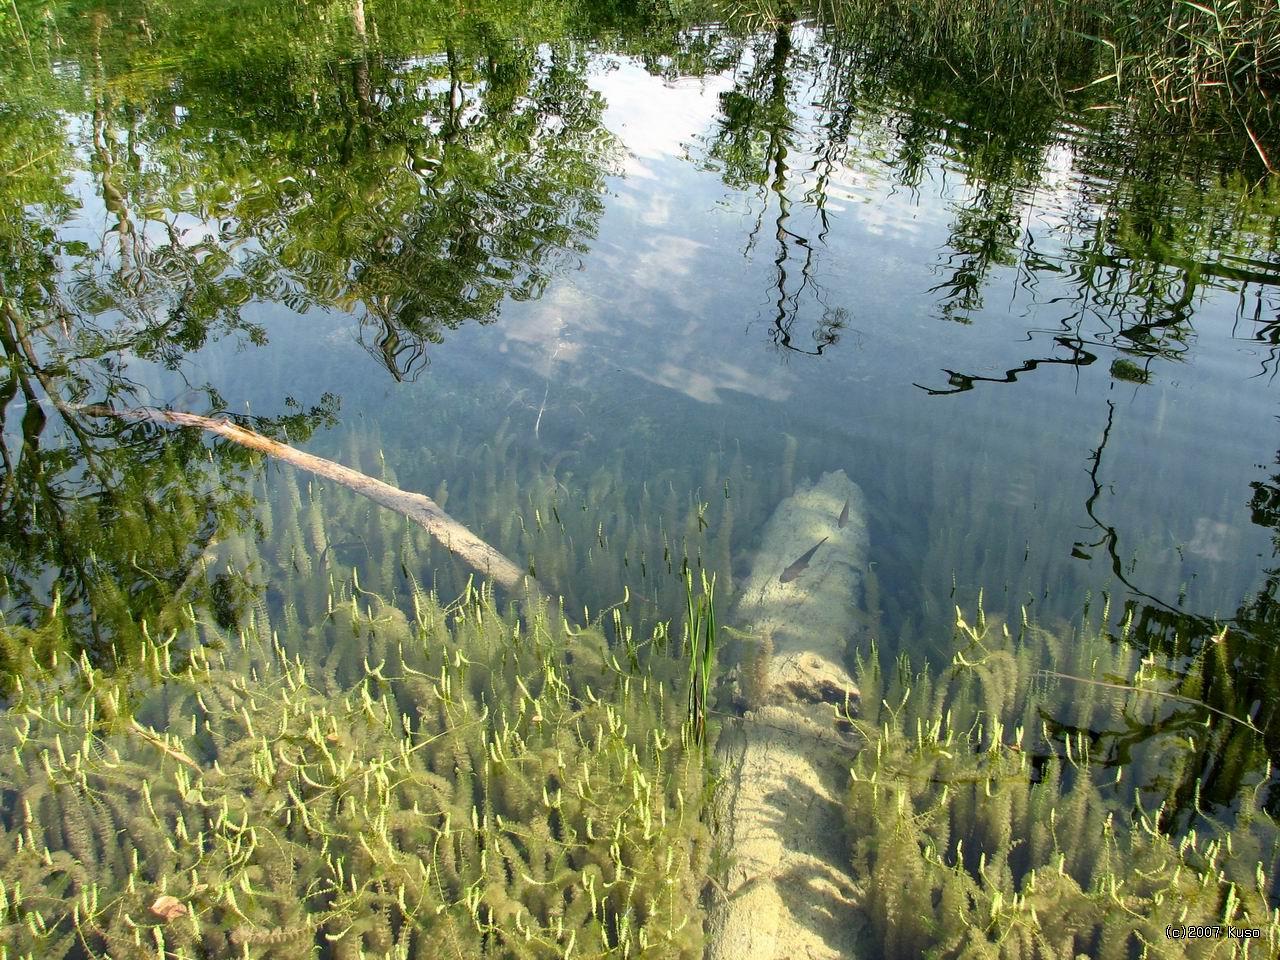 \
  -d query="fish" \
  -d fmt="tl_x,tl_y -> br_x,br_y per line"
838,498 -> 849,529
779,537 -> 829,583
